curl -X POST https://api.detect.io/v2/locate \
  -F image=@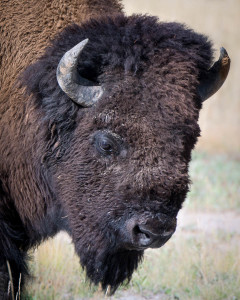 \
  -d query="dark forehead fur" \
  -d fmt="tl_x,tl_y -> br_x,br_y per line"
22,13 -> 213,130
